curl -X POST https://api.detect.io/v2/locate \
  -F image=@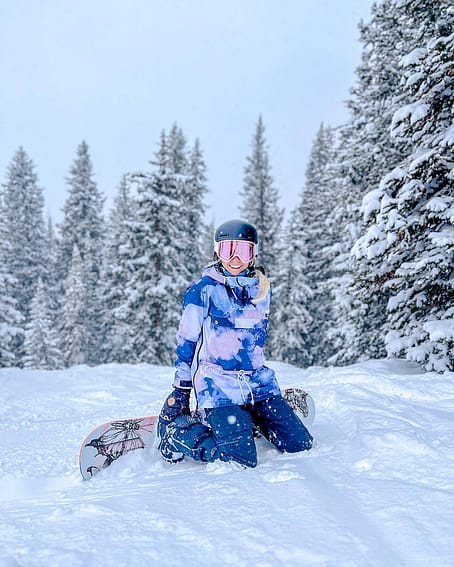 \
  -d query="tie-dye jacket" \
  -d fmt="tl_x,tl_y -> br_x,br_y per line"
173,265 -> 281,408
